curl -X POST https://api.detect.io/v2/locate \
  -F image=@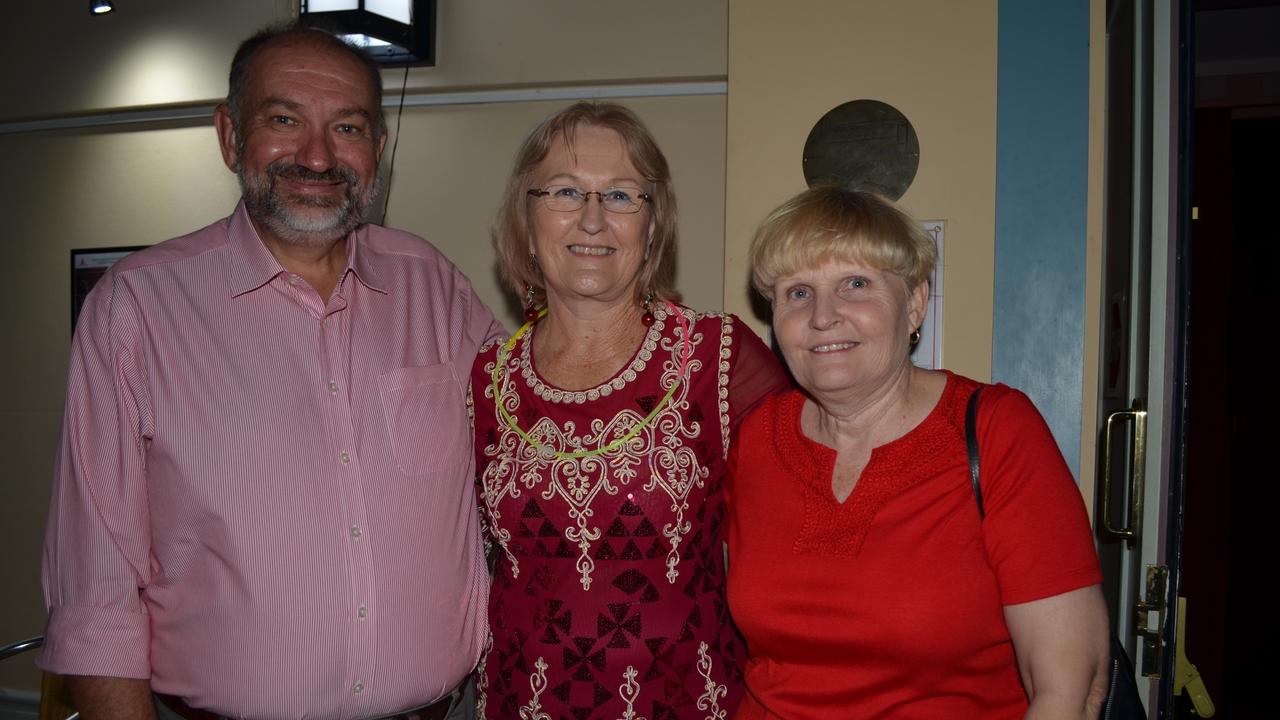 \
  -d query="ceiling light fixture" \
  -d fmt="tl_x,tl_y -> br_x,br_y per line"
91,0 -> 115,15
299,1 -> 435,66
